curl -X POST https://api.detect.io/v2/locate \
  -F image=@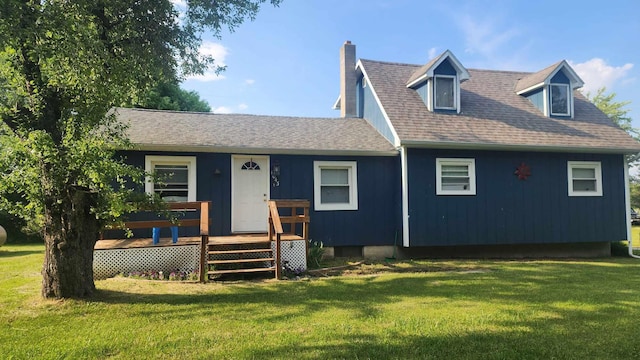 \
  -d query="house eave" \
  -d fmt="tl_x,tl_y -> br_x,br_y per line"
406,74 -> 428,88
132,144 -> 400,157
332,95 -> 341,110
516,82 -> 545,95
400,140 -> 640,155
